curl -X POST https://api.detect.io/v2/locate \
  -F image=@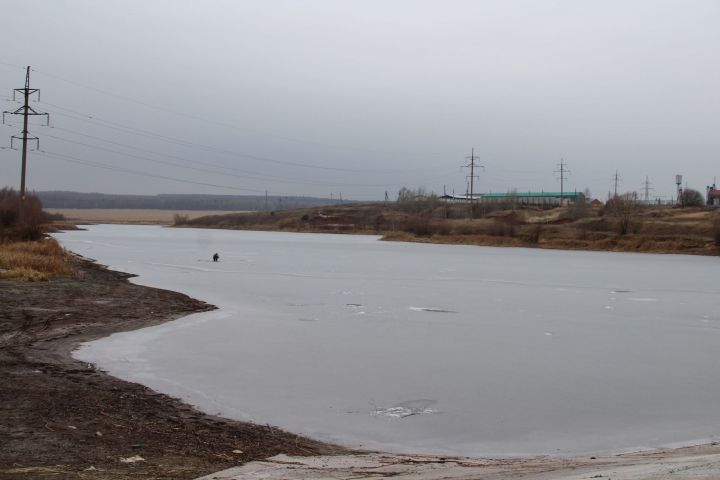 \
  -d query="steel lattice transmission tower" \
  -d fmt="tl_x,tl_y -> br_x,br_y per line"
641,176 -> 654,204
461,148 -> 484,219
612,170 -> 623,198
554,159 -> 570,201
2,66 -> 49,221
